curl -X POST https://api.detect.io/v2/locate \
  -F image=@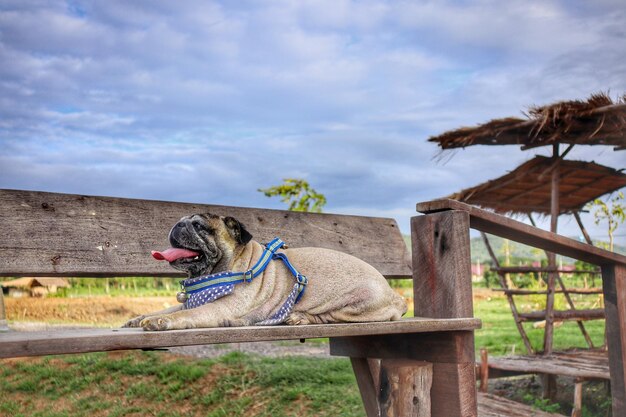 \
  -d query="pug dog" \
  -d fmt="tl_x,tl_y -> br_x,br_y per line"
124,214 -> 407,331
